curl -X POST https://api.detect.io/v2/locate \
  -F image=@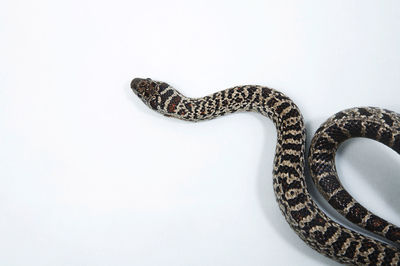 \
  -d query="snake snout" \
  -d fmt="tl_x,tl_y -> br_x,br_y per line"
131,78 -> 144,93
